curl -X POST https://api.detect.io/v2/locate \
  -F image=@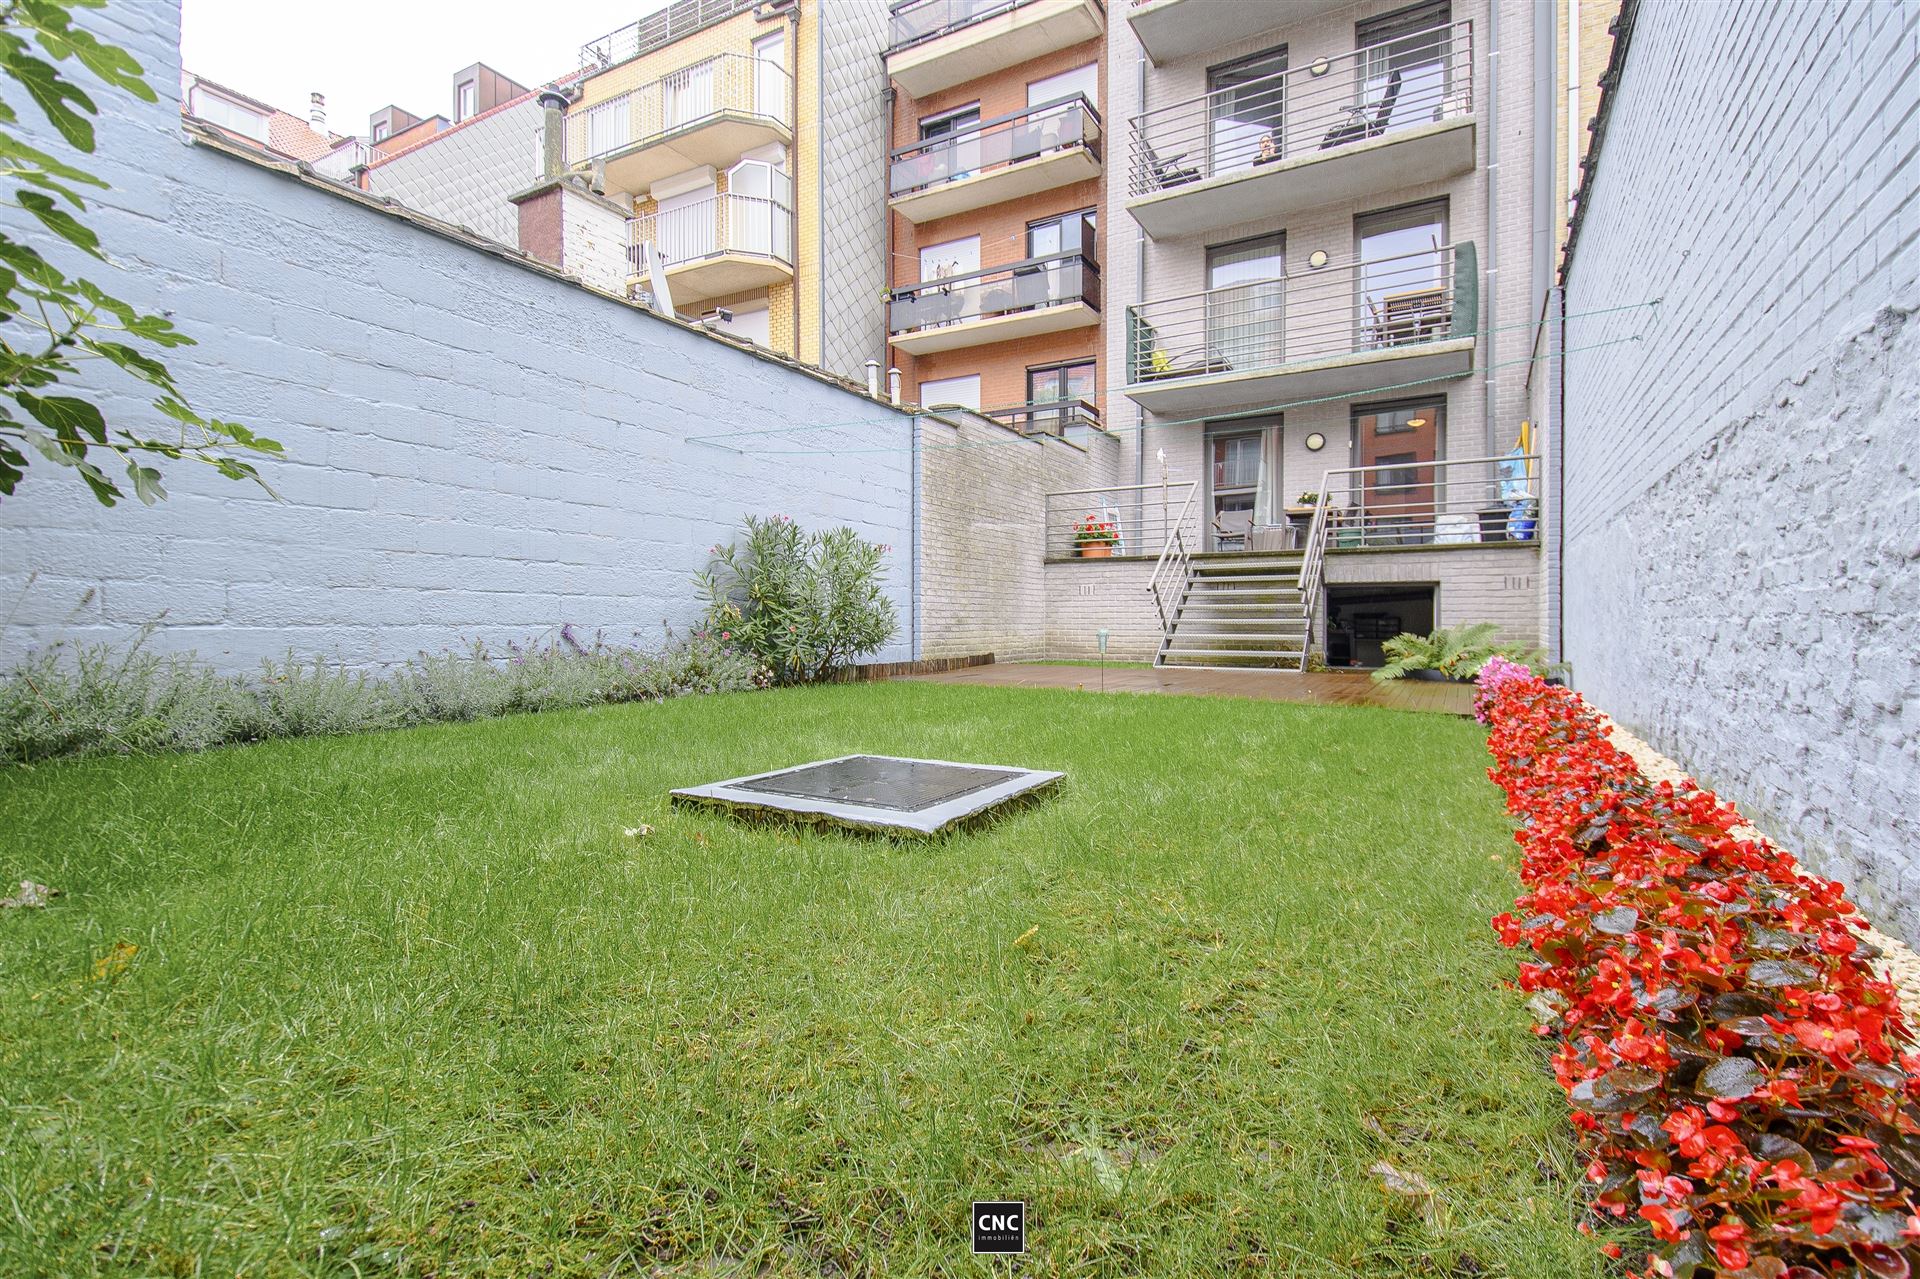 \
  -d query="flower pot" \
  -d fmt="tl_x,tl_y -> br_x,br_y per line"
1407,668 -> 1448,681
1078,544 -> 1114,558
